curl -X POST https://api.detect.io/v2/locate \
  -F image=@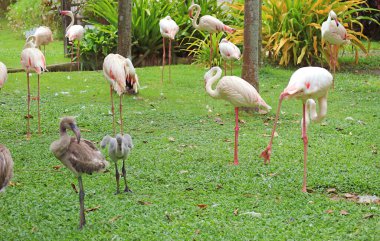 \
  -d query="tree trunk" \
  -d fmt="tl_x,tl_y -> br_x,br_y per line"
61,0 -> 71,56
117,0 -> 132,58
241,0 -> 260,91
